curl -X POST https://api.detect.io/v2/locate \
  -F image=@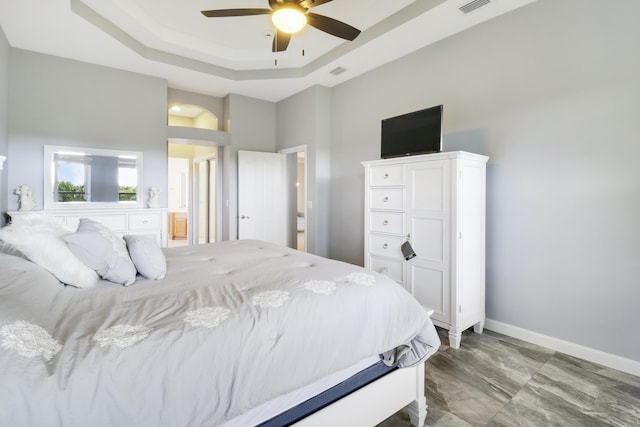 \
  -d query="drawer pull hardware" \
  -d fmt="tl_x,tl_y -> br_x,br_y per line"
382,243 -> 388,249
142,220 -> 149,224
383,173 -> 389,179
383,197 -> 389,202
383,220 -> 388,226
